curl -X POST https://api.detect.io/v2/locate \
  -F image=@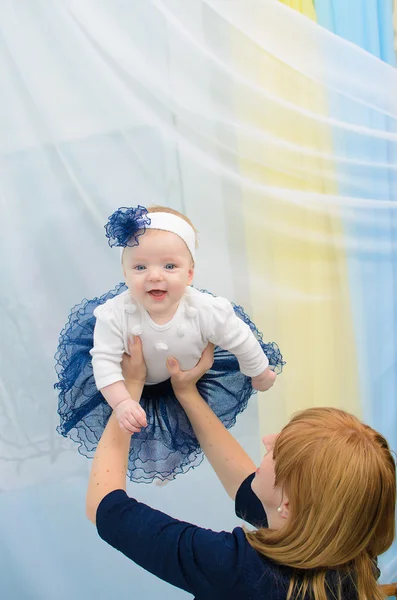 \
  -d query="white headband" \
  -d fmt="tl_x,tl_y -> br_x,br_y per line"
147,212 -> 196,260
121,212 -> 196,262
